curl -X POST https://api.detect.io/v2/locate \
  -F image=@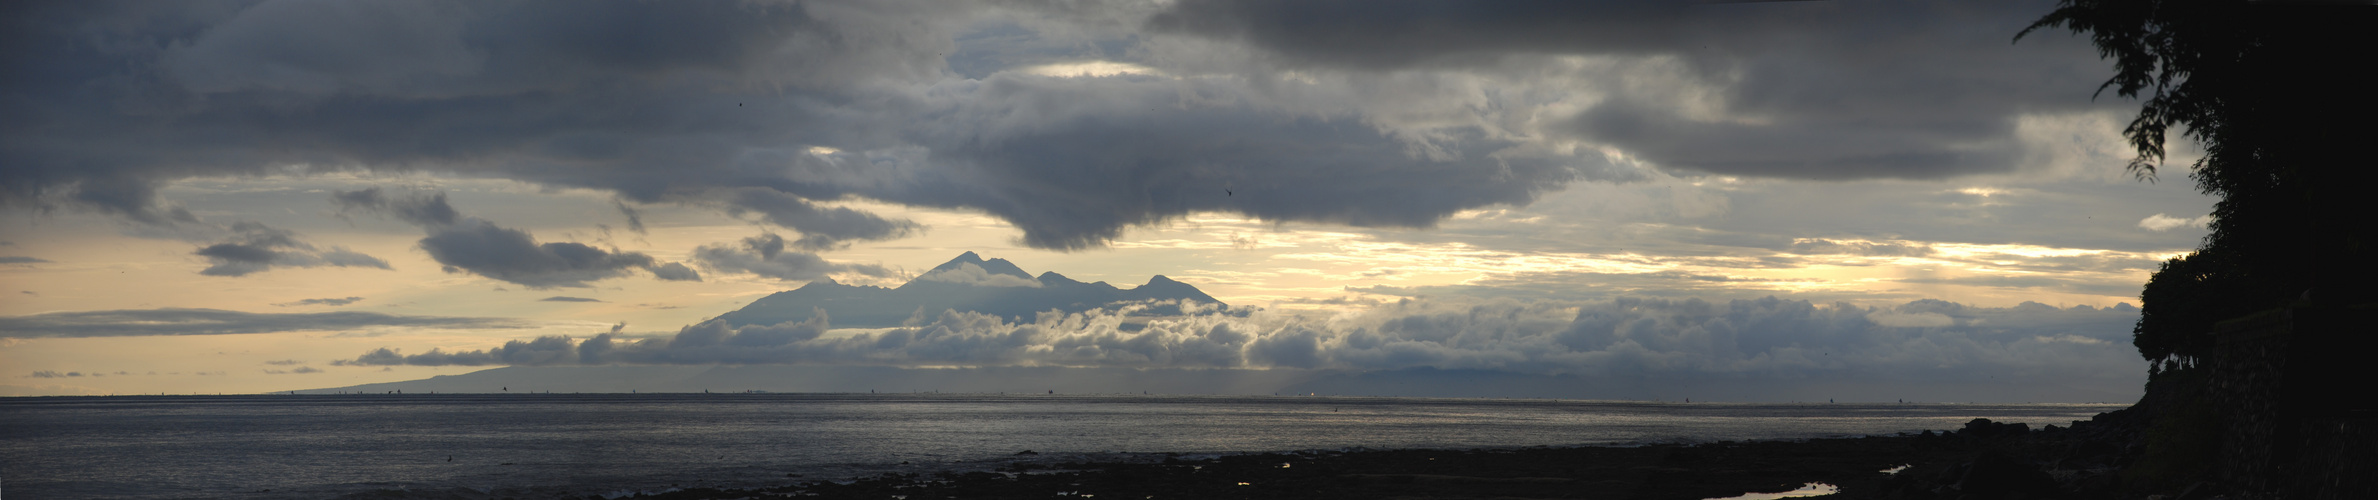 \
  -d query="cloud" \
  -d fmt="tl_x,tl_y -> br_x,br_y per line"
613,200 -> 647,234
263,359 -> 304,366
2138,213 -> 2212,231
4,1 -> 1647,250
1784,238 -> 1935,257
691,233 -> 886,281
1893,275 -> 2144,297
335,188 -> 682,288
0,308 -> 525,338
713,188 -> 917,250
1273,295 -> 1389,307
331,188 -> 460,226
866,86 -> 1609,249
0,256 -> 49,264
338,296 -> 2142,386
648,262 -> 702,282
1146,0 -> 2115,180
417,219 -> 657,287
335,334 -> 593,366
540,296 -> 602,302
275,297 -> 364,307
194,222 -> 391,277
